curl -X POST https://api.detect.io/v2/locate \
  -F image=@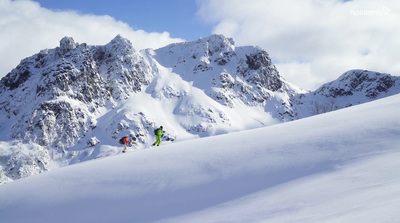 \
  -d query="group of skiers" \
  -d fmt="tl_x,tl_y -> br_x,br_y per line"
121,126 -> 164,153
